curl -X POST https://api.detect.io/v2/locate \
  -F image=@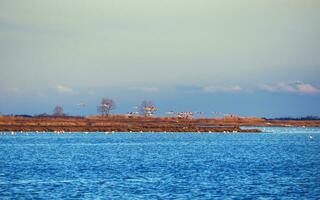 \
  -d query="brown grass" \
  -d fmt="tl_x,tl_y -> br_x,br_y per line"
0,115 -> 318,132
